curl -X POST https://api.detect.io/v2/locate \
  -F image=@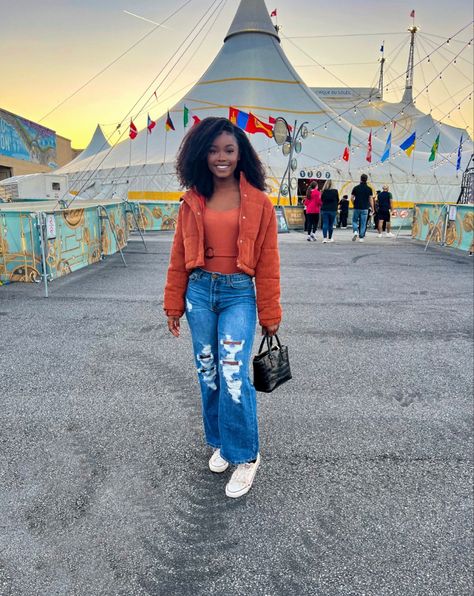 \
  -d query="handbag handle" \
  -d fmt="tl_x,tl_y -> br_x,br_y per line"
258,333 -> 282,354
